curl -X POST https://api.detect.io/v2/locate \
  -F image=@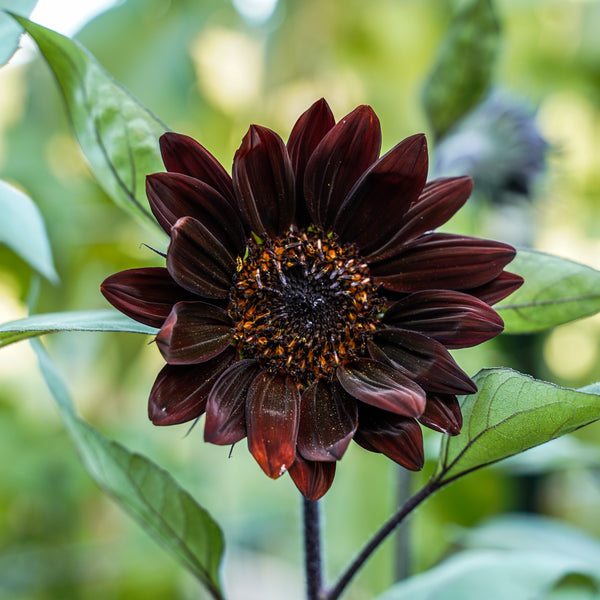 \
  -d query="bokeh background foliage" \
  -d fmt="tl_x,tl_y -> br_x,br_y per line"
2,0 -> 600,598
